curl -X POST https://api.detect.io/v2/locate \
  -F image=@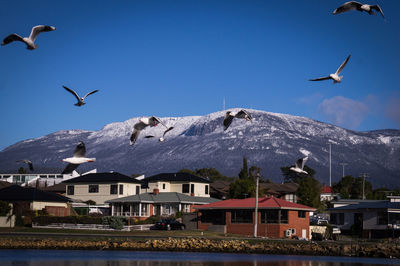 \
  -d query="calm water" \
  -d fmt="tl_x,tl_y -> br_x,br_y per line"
0,250 -> 399,266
